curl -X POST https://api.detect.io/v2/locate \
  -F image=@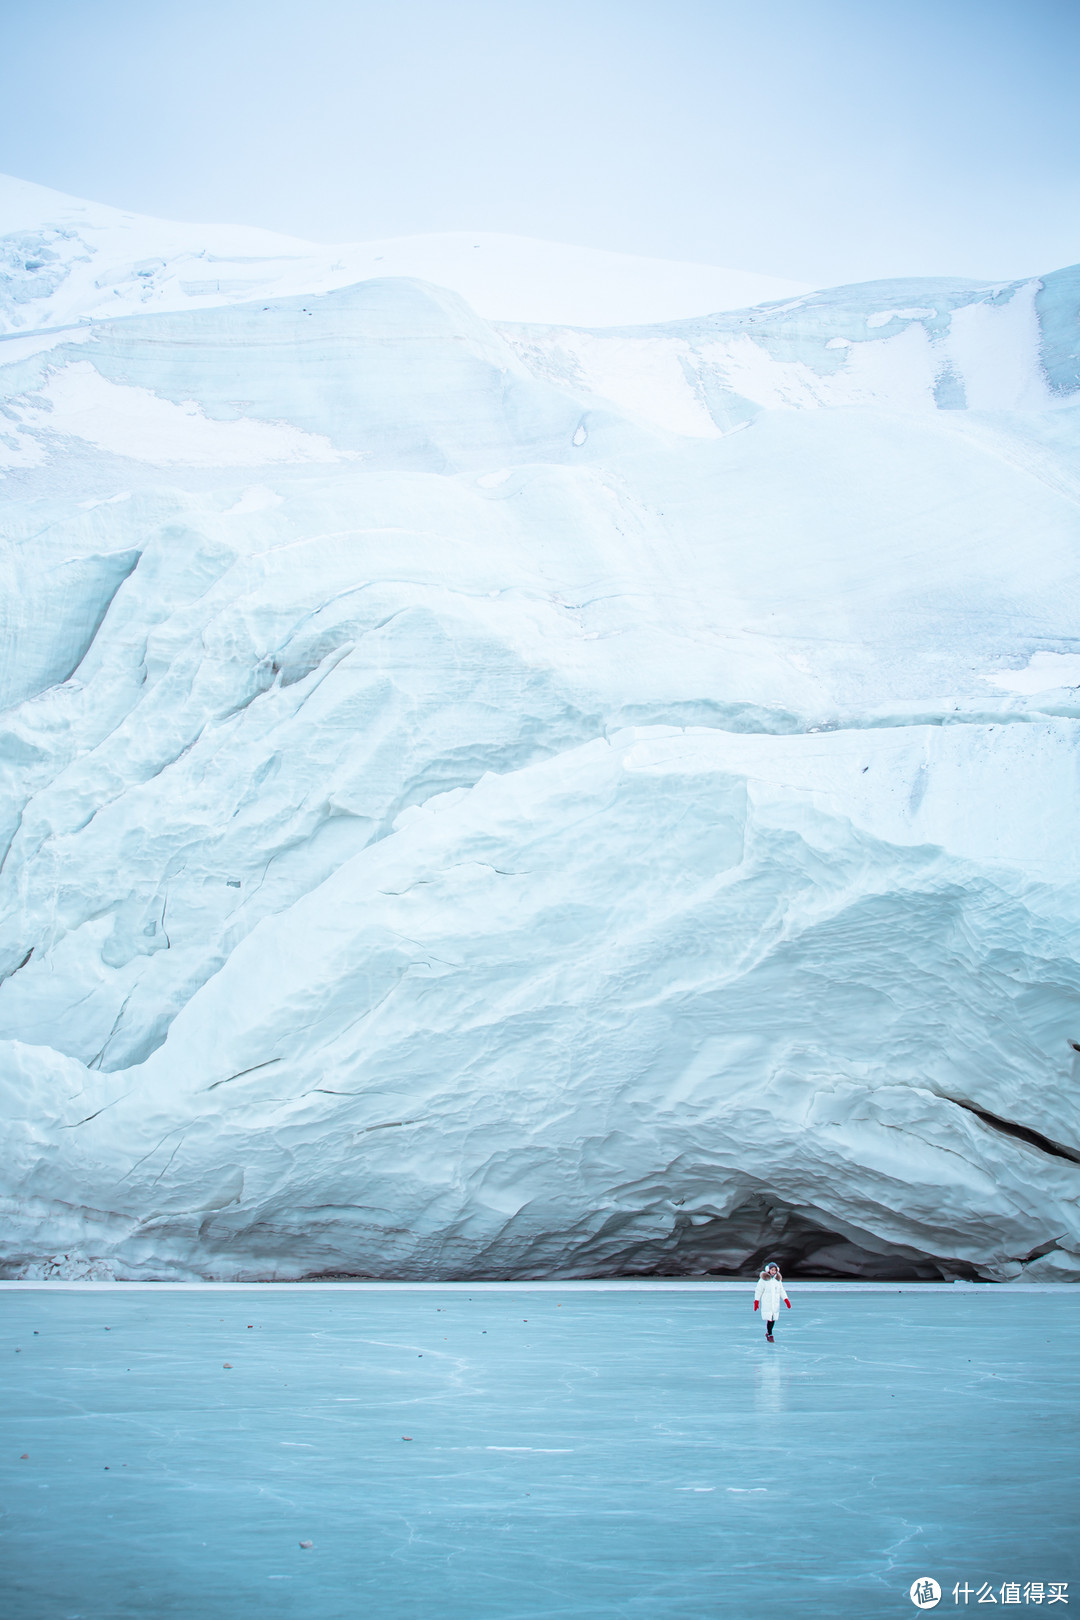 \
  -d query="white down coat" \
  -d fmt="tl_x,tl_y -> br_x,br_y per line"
754,1275 -> 789,1317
